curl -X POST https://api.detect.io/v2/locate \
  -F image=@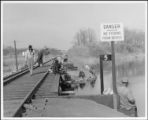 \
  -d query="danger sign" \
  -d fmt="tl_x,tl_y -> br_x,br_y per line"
100,23 -> 124,41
